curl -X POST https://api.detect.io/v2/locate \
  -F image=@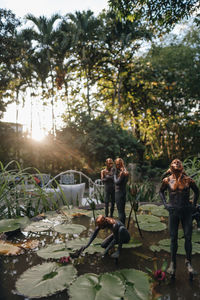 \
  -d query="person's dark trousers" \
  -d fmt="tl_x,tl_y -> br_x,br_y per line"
115,191 -> 126,224
105,190 -> 115,217
169,207 -> 193,268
